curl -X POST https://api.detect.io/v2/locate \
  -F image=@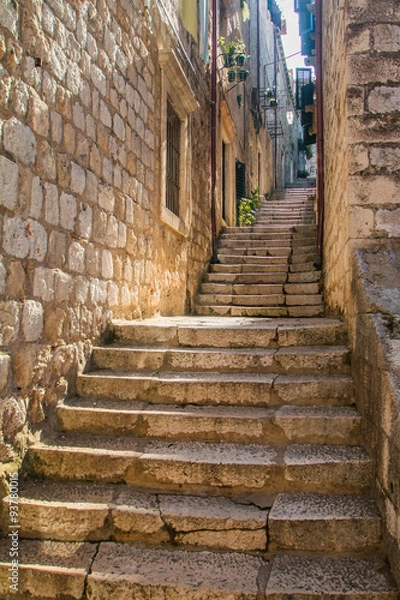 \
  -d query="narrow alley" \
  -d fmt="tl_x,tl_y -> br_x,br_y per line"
1,0 -> 400,597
